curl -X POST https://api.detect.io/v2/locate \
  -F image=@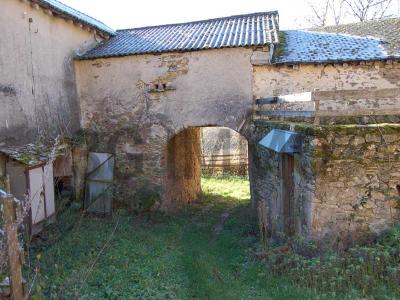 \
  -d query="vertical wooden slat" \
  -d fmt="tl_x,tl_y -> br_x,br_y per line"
3,195 -> 25,300
281,153 -> 295,236
5,175 -> 11,194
